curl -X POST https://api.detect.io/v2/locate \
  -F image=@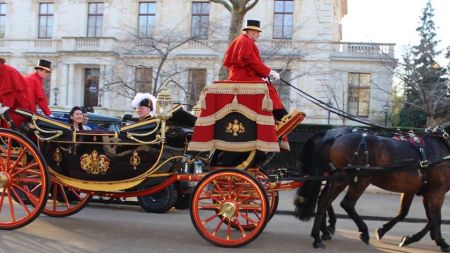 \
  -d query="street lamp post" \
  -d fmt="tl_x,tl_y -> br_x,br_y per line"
383,102 -> 390,127
53,87 -> 59,106
98,88 -> 104,107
